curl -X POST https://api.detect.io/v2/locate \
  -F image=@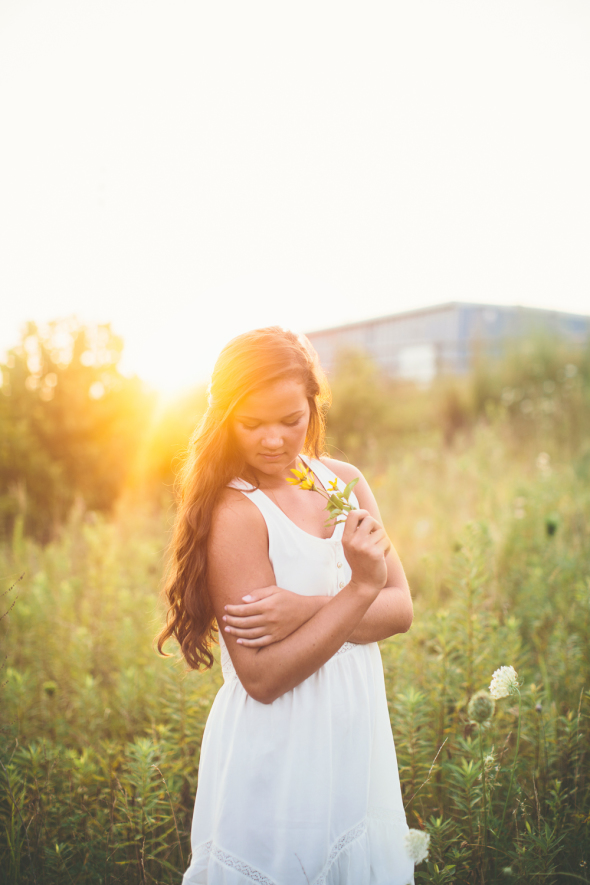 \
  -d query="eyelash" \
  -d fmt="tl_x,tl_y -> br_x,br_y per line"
241,418 -> 301,431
